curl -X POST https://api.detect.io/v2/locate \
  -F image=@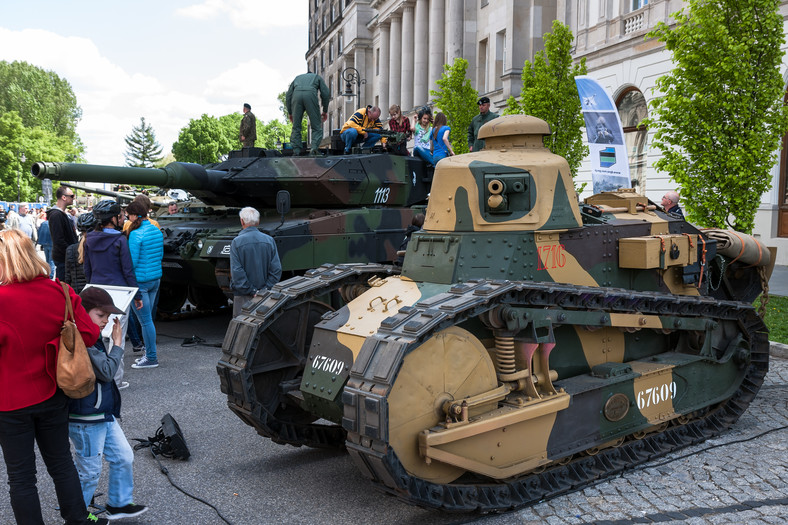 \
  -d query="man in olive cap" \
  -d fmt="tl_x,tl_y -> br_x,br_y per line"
286,71 -> 330,155
467,96 -> 499,152
239,103 -> 257,148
